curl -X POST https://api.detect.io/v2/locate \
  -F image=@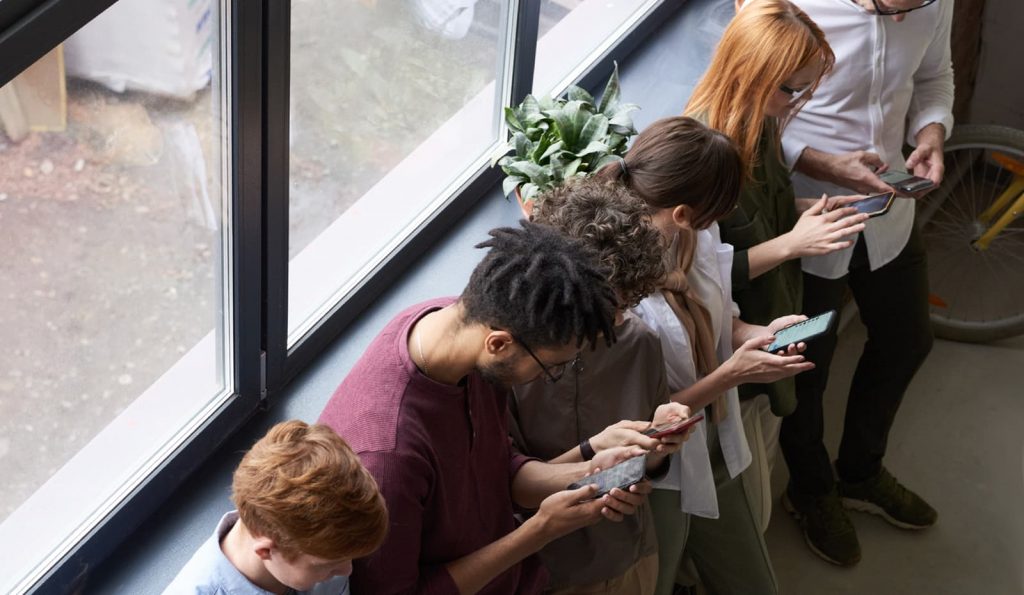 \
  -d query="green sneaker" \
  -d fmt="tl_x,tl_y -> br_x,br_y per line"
839,467 -> 938,529
783,485 -> 861,566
